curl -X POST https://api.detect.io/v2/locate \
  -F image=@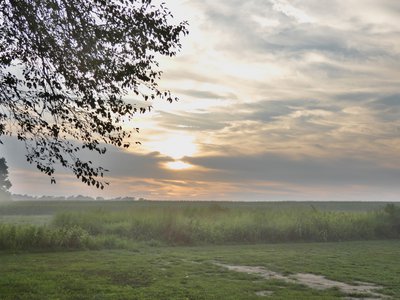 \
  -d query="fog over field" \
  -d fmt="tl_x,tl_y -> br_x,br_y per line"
1,0 -> 400,201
